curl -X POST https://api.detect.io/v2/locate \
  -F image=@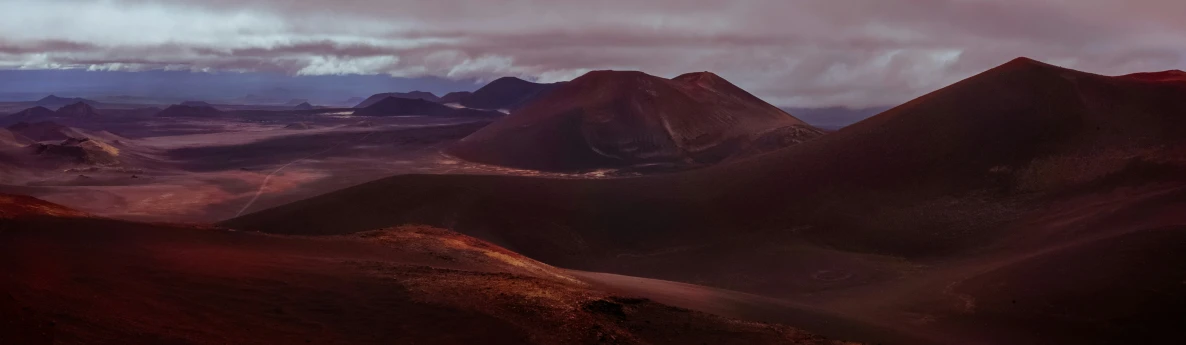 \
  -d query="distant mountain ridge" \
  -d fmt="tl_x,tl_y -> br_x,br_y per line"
460,77 -> 563,111
35,95 -> 101,108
